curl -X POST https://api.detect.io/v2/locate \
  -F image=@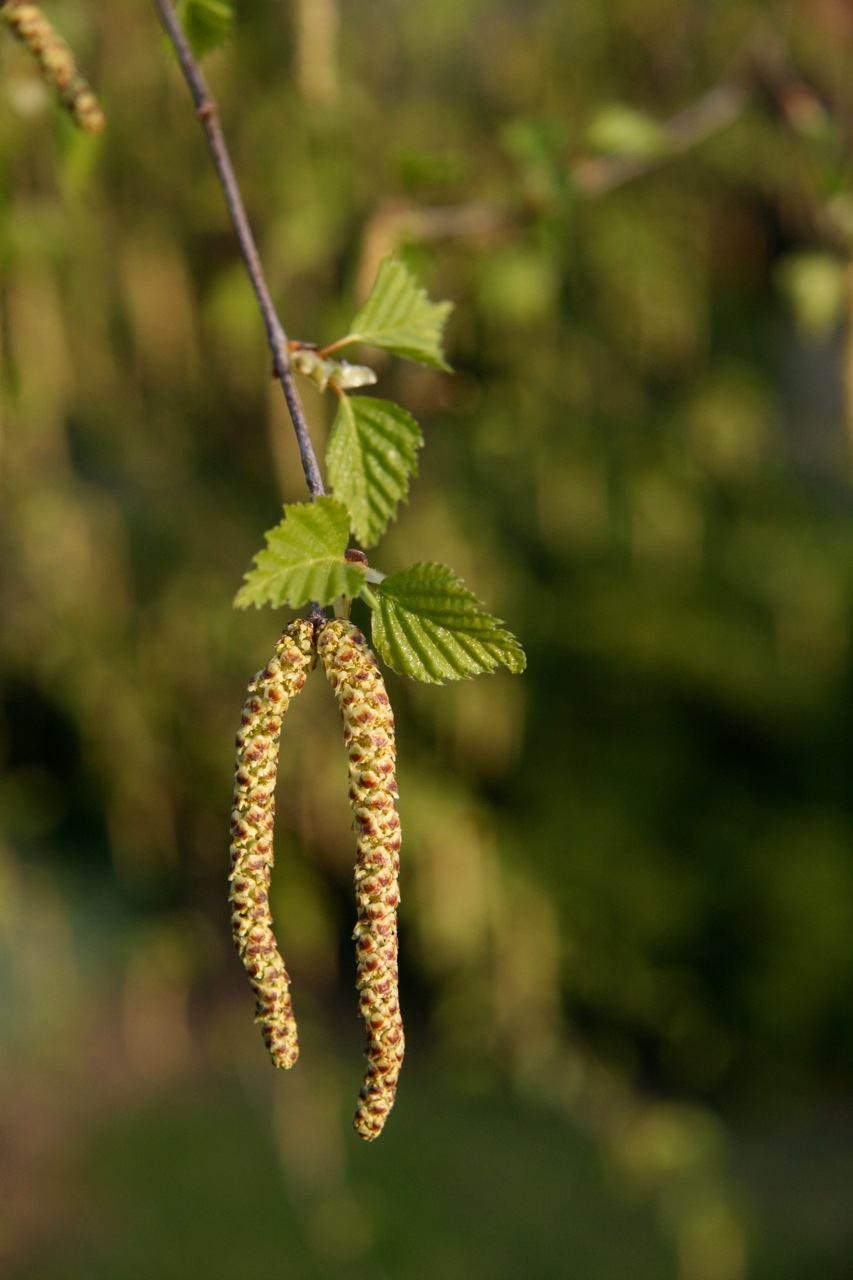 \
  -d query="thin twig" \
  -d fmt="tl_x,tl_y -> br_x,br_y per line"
152,0 -> 325,500
355,77 -> 752,287
571,81 -> 750,197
